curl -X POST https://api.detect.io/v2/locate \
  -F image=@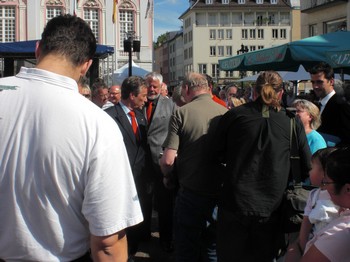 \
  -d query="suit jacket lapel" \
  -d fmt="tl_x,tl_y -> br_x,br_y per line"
115,104 -> 137,145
